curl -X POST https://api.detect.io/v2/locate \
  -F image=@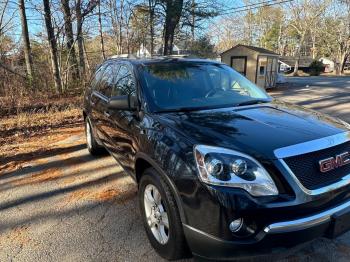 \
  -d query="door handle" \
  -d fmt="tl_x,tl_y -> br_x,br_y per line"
104,111 -> 111,118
